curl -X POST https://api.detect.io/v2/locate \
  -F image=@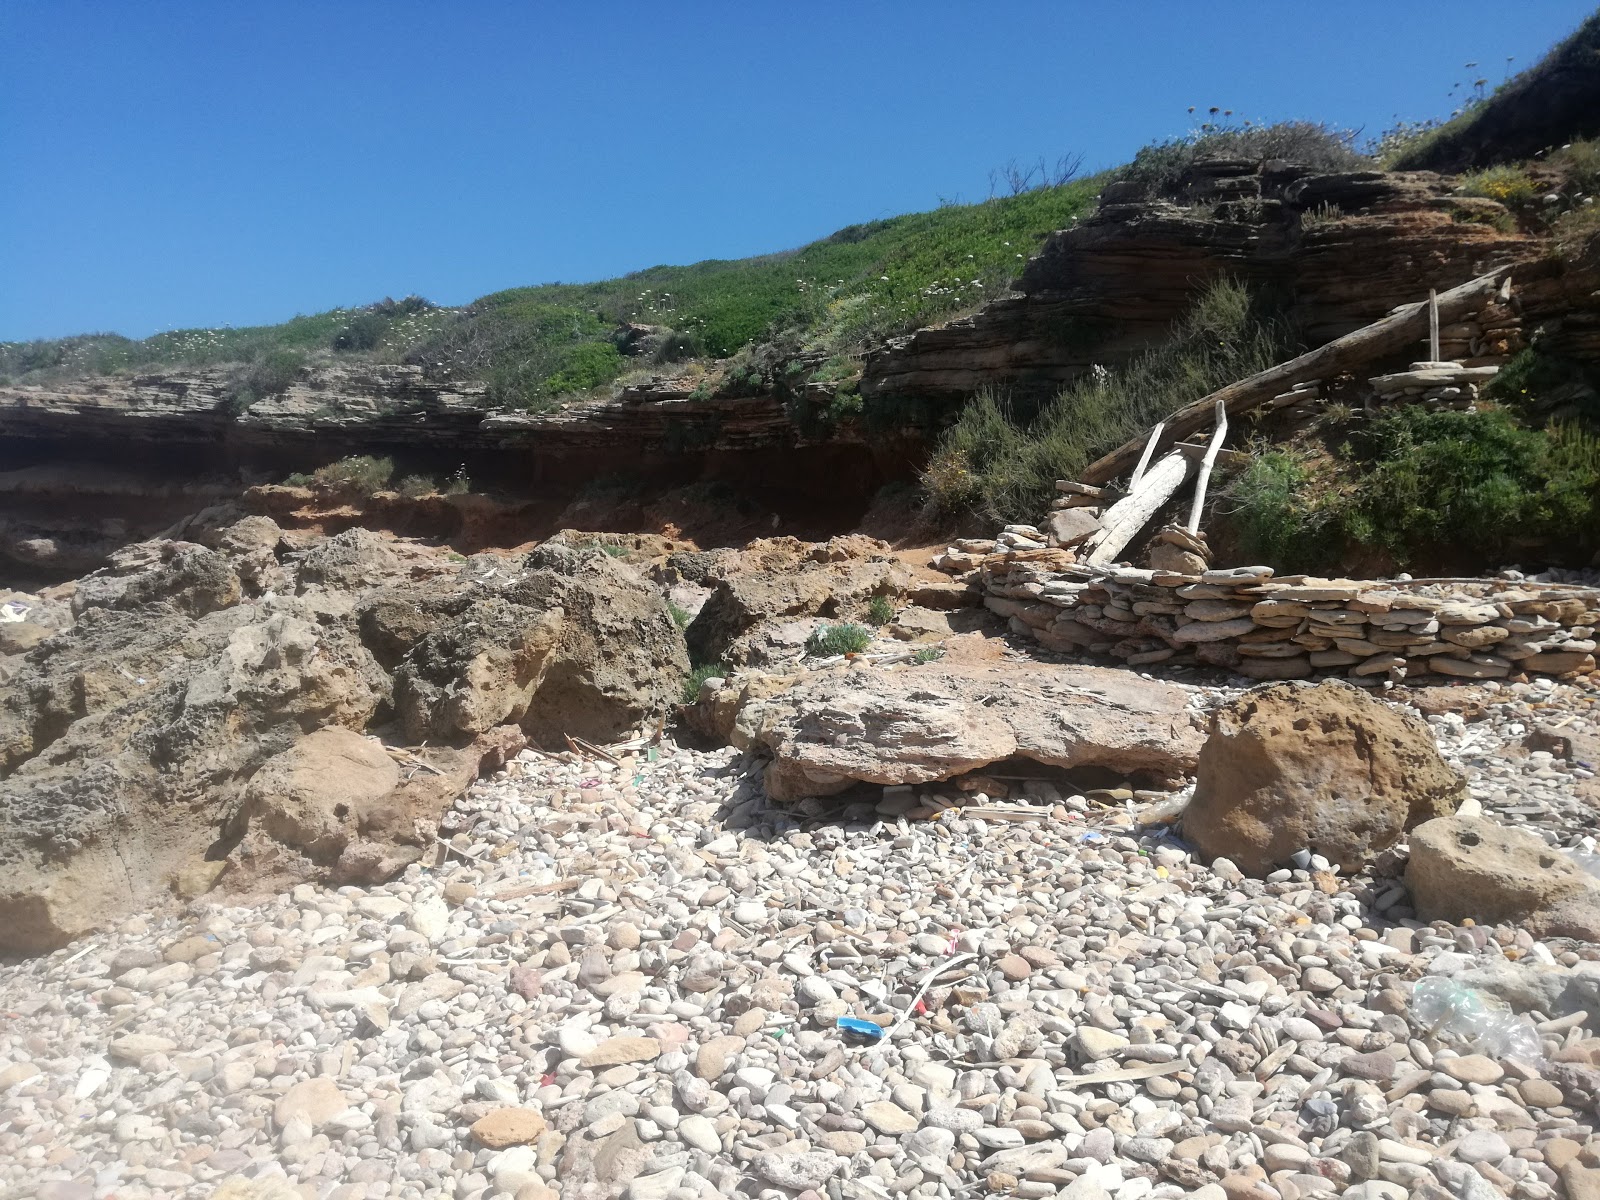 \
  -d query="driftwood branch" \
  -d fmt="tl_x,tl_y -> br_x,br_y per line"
1186,400 -> 1228,534
1078,268 -> 1512,486
1084,450 -> 1193,565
